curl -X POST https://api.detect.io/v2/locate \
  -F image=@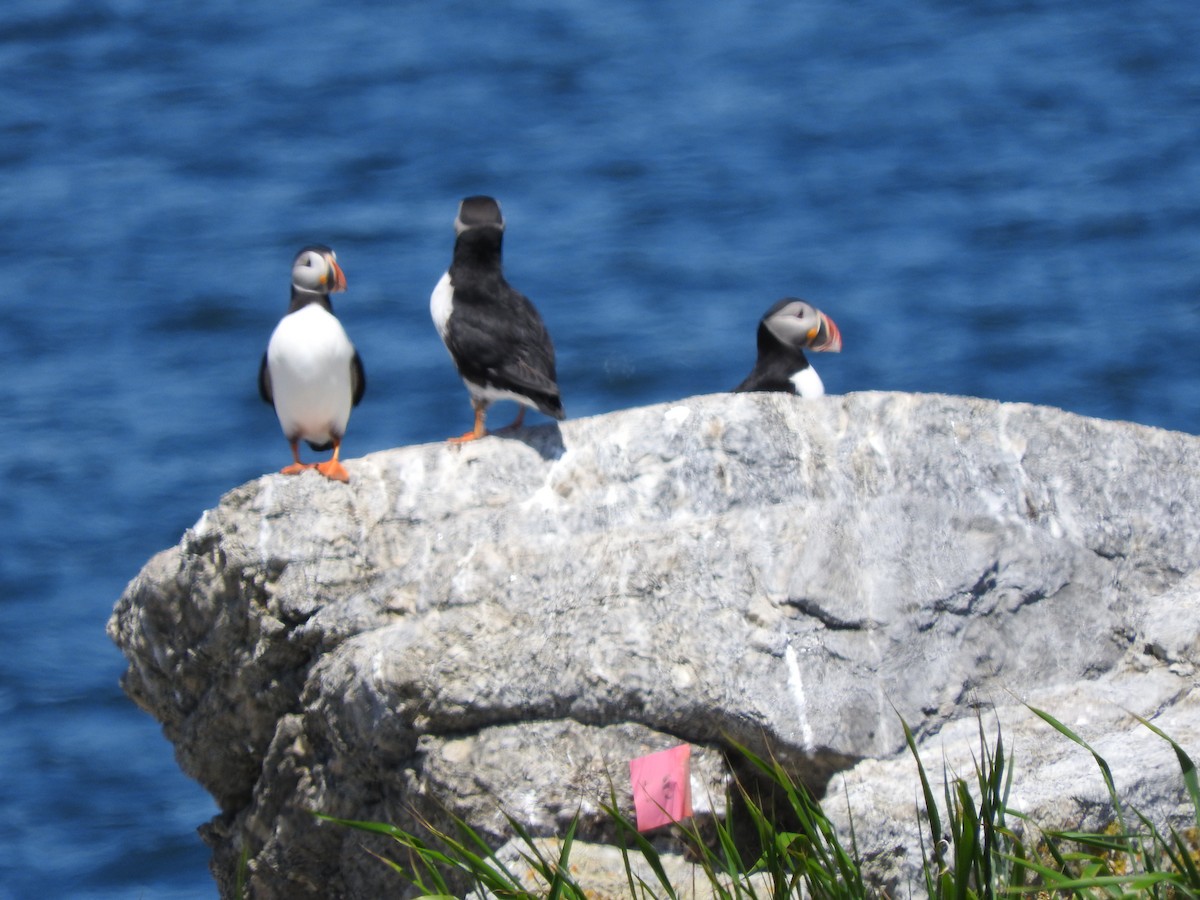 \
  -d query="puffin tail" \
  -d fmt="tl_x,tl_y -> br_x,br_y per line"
305,439 -> 335,452
537,394 -> 566,421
